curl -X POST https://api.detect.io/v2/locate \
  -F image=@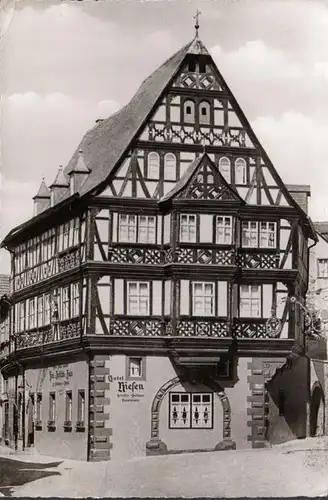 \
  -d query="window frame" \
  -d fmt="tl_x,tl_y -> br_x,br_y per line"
179,214 -> 198,243
218,156 -> 231,183
241,221 -> 277,249
77,390 -> 85,426
183,99 -> 196,124
215,216 -> 233,245
126,357 -> 146,381
318,259 -> 328,278
65,391 -> 73,423
235,157 -> 247,185
239,284 -> 262,318
164,153 -> 177,181
147,152 -> 160,180
169,392 -> 213,429
199,100 -> 211,125
61,286 -> 70,321
49,392 -> 56,422
127,281 -> 150,316
71,282 -> 80,317
192,281 -> 215,317
118,214 -> 157,244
